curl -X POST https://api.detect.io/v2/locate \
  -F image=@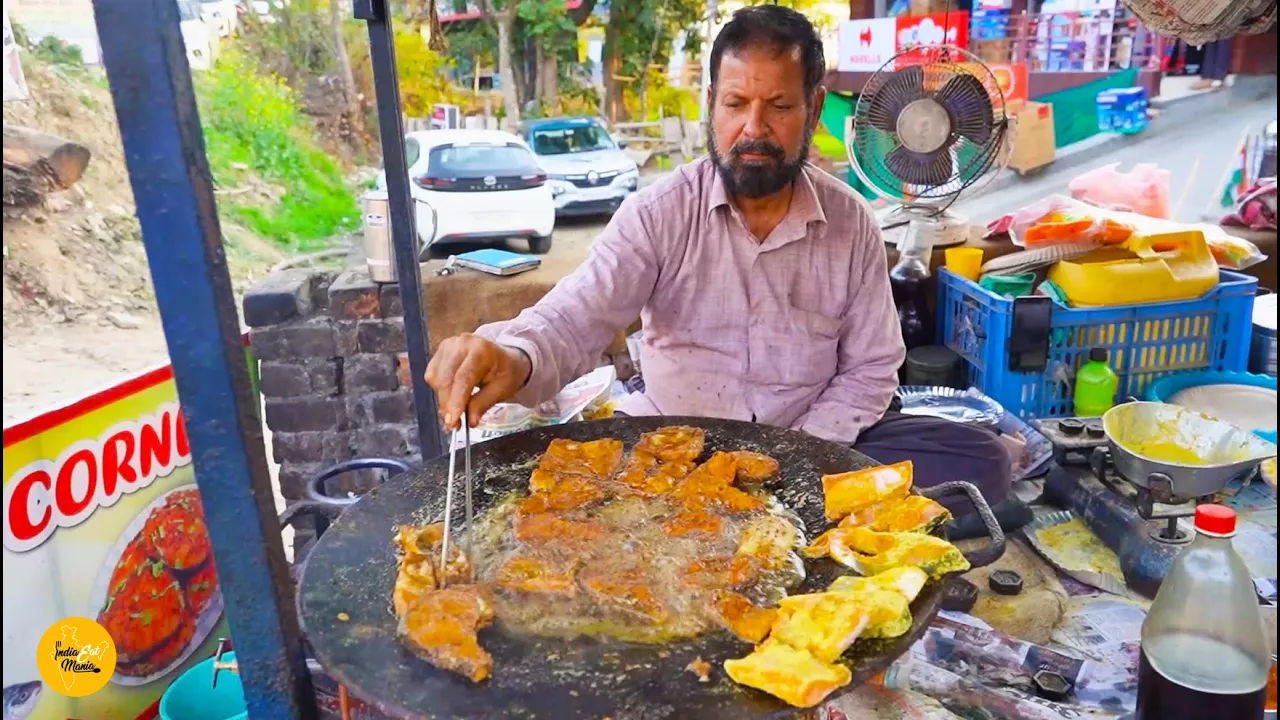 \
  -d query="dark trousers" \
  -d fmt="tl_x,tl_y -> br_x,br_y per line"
1201,39 -> 1233,81
614,410 -> 1013,516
